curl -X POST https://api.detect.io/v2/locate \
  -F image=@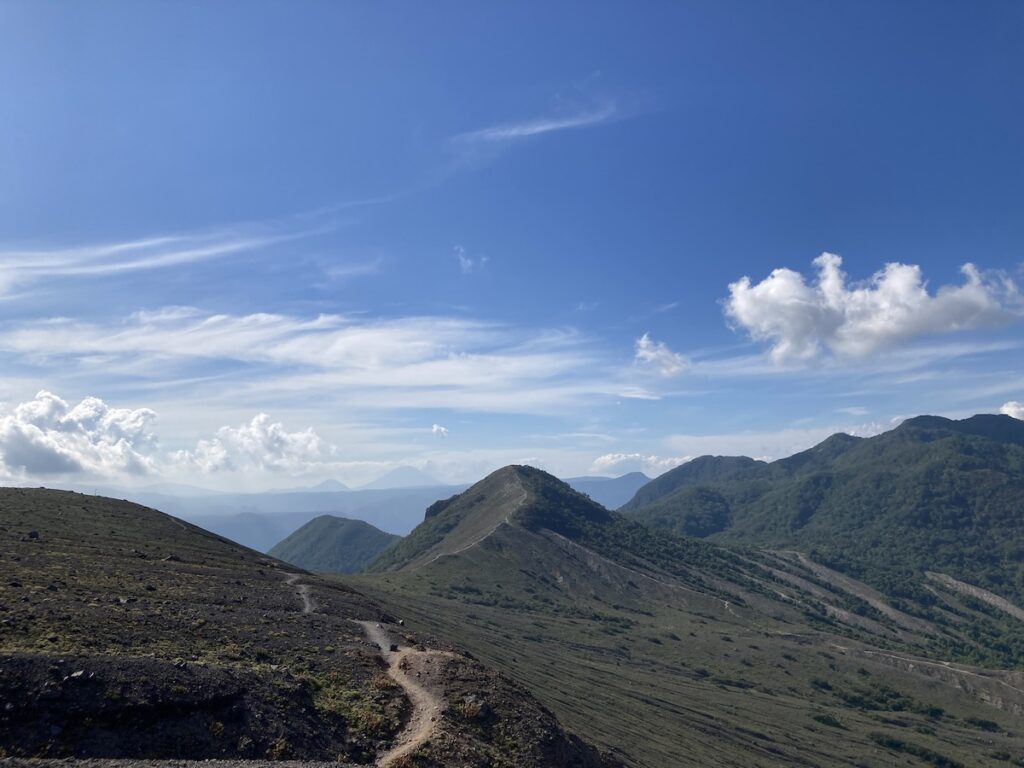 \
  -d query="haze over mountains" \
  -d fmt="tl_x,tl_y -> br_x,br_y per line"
49,471 -> 650,556
4,413 -> 1024,767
